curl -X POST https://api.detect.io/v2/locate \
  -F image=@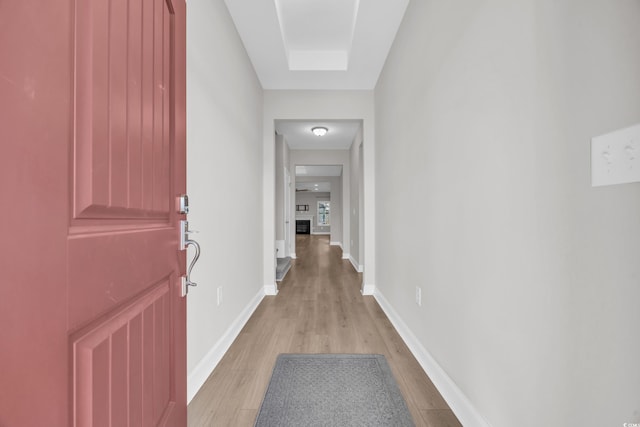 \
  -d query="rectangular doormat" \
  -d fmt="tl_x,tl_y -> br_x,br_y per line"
254,354 -> 415,427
